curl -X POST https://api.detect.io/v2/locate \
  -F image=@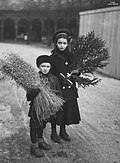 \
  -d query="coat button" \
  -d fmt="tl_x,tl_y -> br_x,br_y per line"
62,86 -> 65,89
65,62 -> 68,65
